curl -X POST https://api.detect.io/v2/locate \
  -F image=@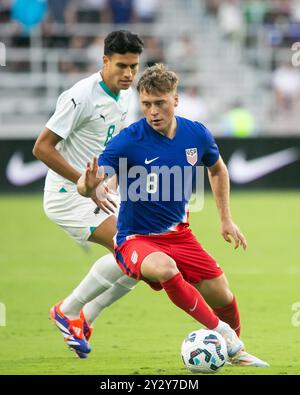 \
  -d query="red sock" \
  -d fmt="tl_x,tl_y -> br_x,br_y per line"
161,272 -> 219,329
213,295 -> 241,336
